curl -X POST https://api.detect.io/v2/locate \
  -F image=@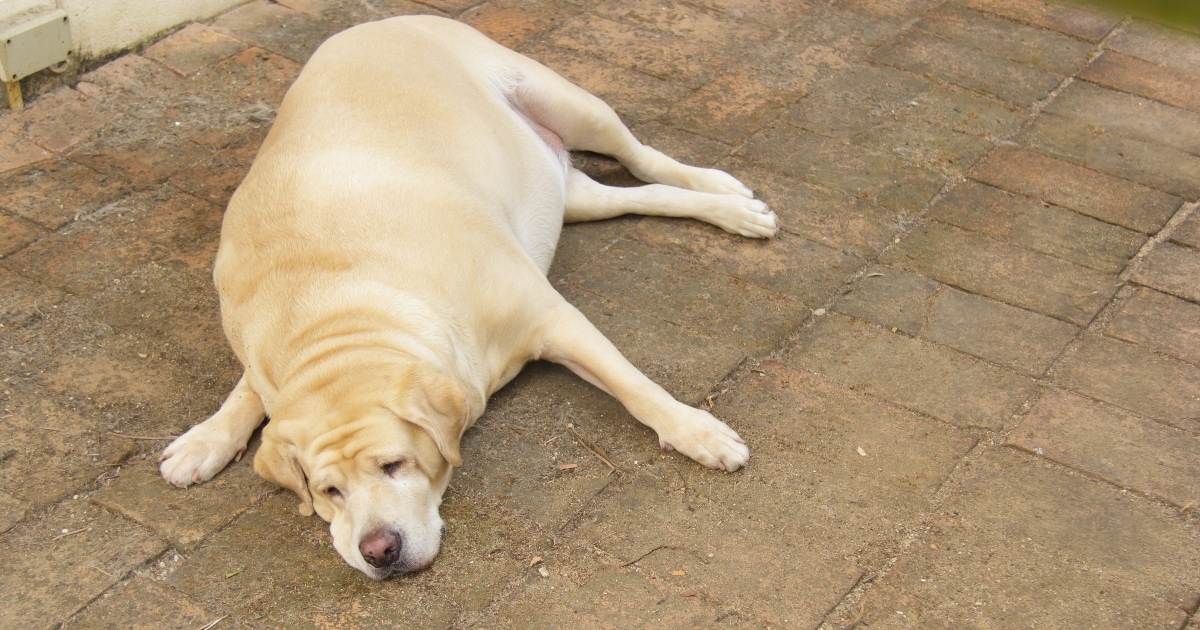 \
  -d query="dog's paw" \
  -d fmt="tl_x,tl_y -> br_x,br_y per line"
658,406 -> 749,472
682,167 -> 755,199
706,196 -> 779,239
159,423 -> 246,487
